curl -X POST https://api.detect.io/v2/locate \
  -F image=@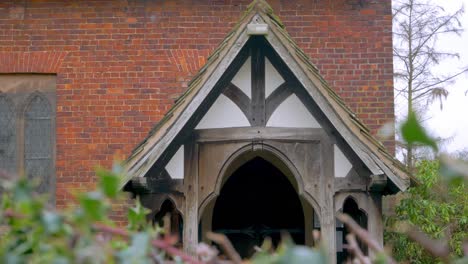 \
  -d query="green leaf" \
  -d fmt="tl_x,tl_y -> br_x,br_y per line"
2,254 -> 22,264
13,178 -> 33,203
112,162 -> 124,175
117,233 -> 151,264
97,169 -> 120,198
374,253 -> 389,264
52,257 -> 70,264
400,111 -> 438,151
452,256 -> 468,264
127,199 -> 150,231
278,245 -> 327,264
78,191 -> 106,221
42,211 -> 63,234
253,237 -> 327,264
